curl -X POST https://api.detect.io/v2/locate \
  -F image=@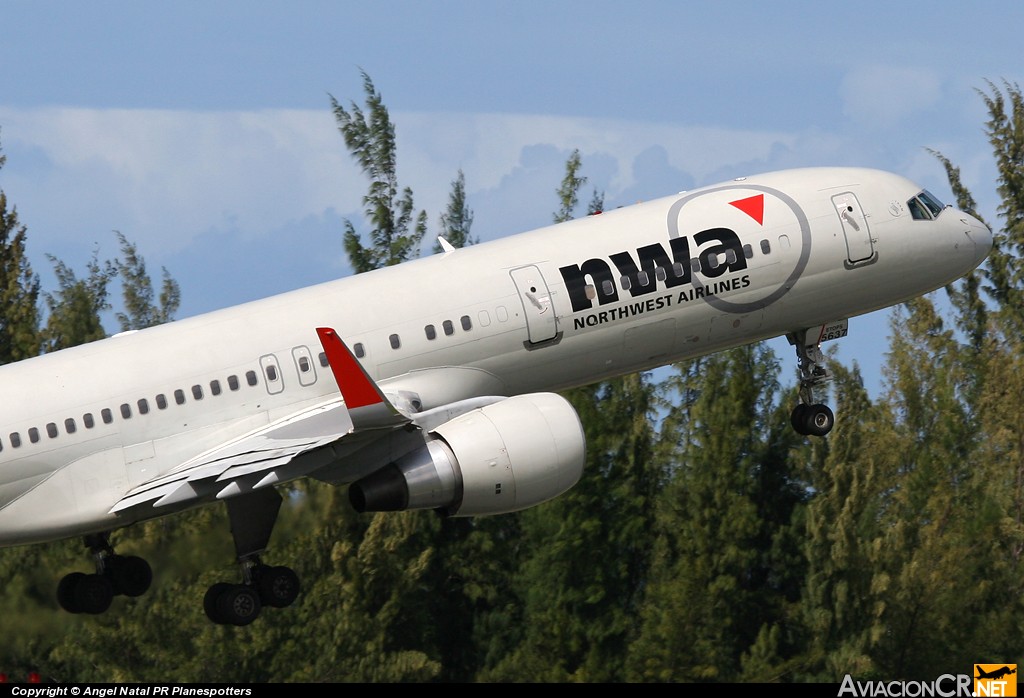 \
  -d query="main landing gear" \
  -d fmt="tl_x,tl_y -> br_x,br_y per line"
788,329 -> 835,437
55,487 -> 300,625
57,533 -> 153,615
203,487 -> 300,626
